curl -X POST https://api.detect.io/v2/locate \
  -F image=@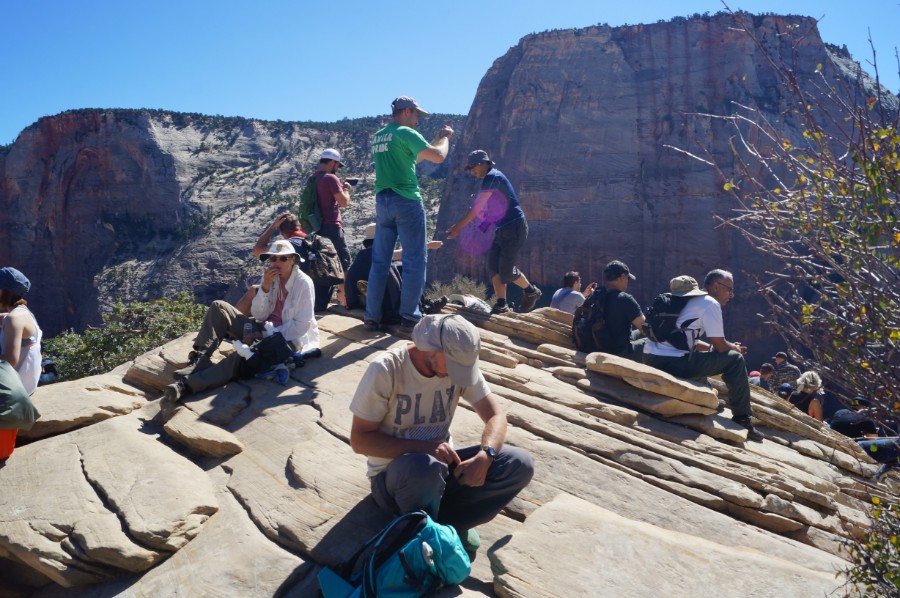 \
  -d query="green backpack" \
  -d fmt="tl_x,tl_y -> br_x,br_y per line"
298,171 -> 325,234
